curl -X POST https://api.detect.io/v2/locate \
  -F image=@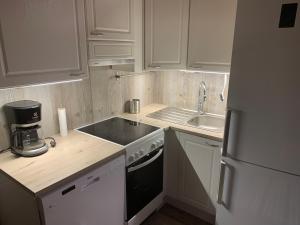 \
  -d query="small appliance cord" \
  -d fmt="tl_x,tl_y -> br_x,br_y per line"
0,147 -> 11,154
45,137 -> 56,148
